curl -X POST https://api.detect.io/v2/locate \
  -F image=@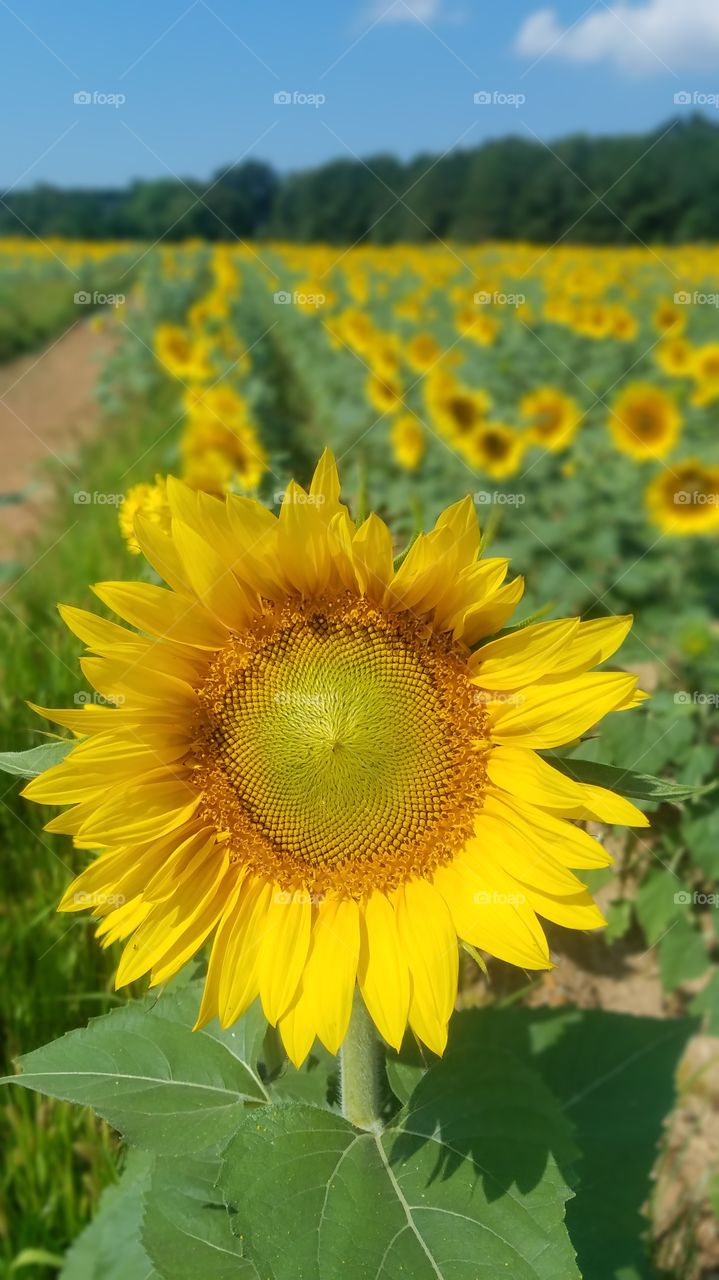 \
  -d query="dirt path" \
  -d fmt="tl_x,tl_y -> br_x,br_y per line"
0,322 -> 115,557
